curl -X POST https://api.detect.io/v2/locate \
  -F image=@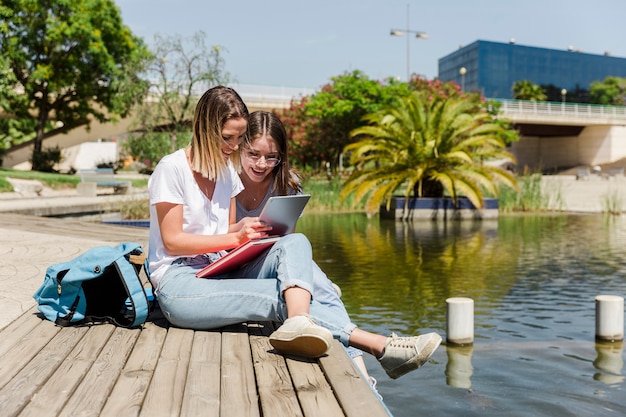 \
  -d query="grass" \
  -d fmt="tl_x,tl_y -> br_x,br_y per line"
601,188 -> 624,215
498,172 -> 563,212
0,167 -> 79,191
301,175 -> 361,212
116,196 -> 151,220
0,167 -> 148,192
